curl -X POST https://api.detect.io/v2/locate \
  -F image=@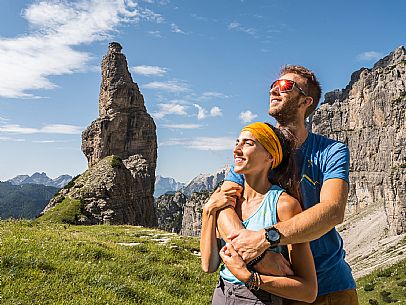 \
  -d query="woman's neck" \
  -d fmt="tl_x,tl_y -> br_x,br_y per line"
243,171 -> 272,201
